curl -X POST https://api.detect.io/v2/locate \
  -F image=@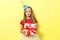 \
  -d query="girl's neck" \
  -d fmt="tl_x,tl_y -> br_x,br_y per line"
26,17 -> 31,19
